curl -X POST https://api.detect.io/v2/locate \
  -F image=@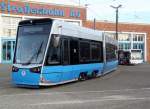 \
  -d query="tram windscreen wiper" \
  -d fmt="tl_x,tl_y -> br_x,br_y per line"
23,41 -> 44,65
35,41 -> 44,61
